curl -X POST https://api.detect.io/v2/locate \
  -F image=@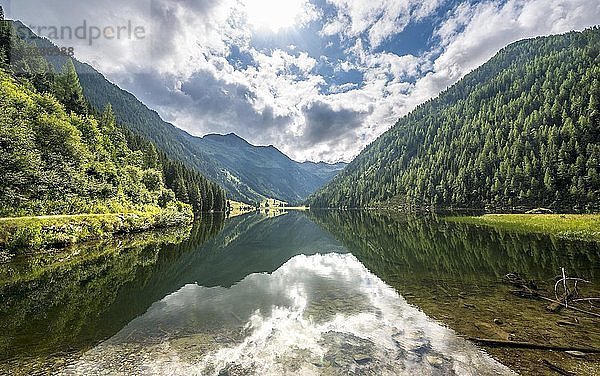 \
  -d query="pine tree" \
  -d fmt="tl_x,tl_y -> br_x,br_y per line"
99,104 -> 128,161
0,5 -> 12,68
173,175 -> 188,203
142,143 -> 158,169
589,79 -> 600,139
100,104 -> 117,132
54,59 -> 87,115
